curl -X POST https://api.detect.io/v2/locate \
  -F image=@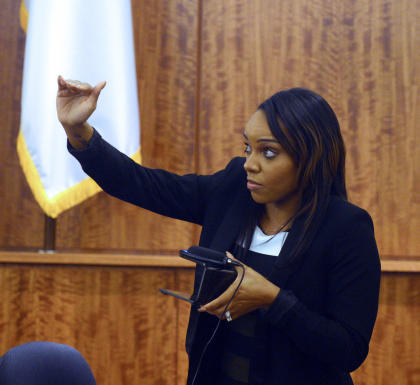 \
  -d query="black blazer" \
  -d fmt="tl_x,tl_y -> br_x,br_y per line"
70,130 -> 381,385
